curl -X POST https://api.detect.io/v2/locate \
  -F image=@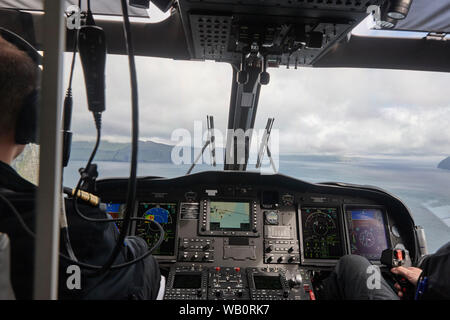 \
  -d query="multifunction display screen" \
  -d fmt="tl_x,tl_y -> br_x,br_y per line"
105,203 -> 126,231
253,275 -> 283,290
173,274 -> 202,289
346,208 -> 389,260
209,201 -> 250,231
301,207 -> 344,260
136,203 -> 177,257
